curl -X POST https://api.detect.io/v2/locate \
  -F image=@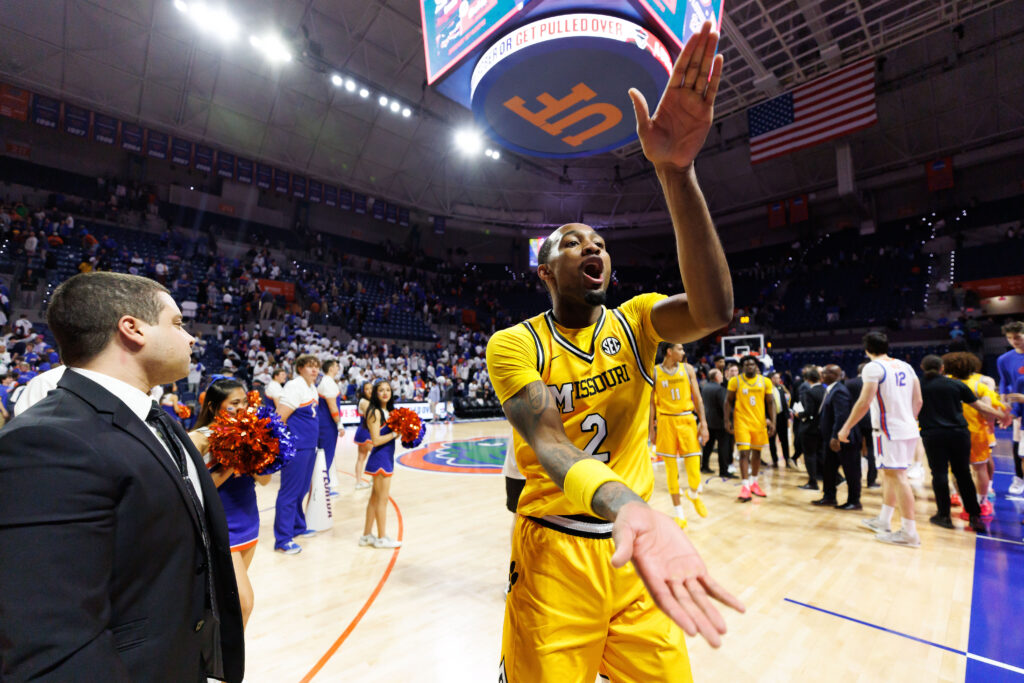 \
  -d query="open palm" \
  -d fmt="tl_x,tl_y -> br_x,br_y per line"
629,21 -> 724,170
